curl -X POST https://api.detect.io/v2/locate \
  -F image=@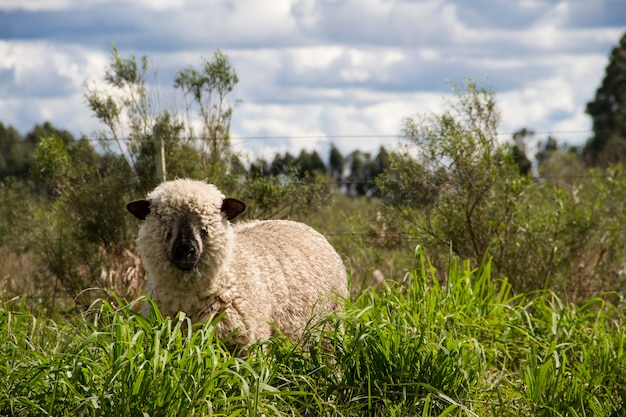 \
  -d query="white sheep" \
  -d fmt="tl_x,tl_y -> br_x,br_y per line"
127,178 -> 348,351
